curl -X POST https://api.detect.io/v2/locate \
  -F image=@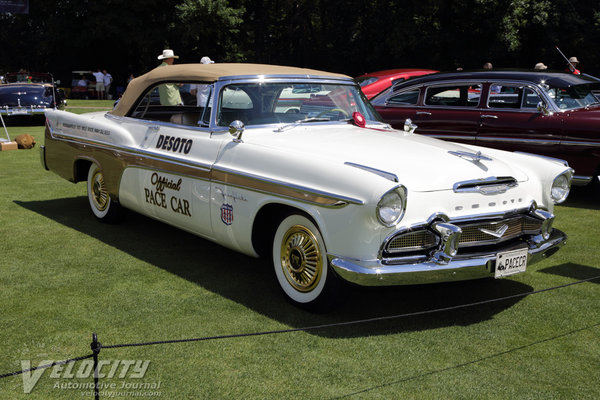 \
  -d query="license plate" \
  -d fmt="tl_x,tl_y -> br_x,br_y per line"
495,248 -> 528,278
8,109 -> 28,115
